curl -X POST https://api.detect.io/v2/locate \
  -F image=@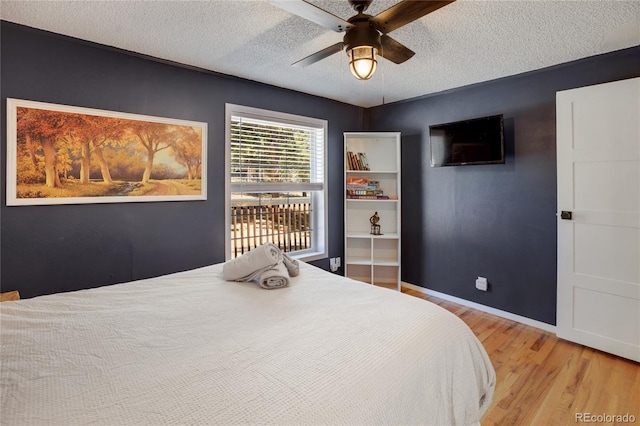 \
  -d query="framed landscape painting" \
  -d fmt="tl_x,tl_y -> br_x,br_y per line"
6,98 -> 207,206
